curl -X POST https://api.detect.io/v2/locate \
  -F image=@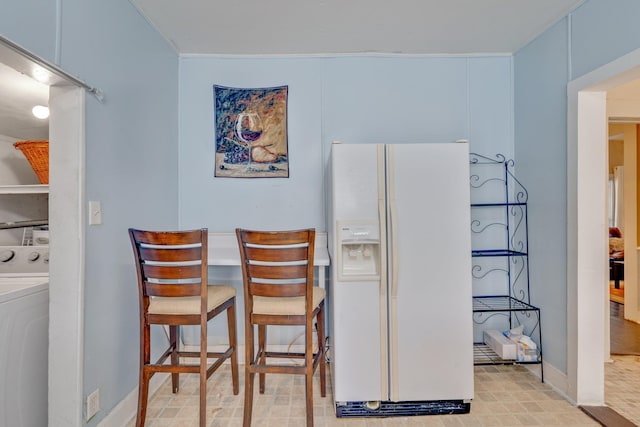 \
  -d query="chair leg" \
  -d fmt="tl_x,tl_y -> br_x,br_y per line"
243,369 -> 255,427
170,325 -> 179,393
227,301 -> 240,395
199,372 -> 207,425
305,319 -> 315,427
317,306 -> 326,397
244,324 -> 255,427
258,325 -> 266,394
136,323 -> 151,427
136,370 -> 151,427
305,366 -> 314,427
199,330 -> 207,426
199,369 -> 207,426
